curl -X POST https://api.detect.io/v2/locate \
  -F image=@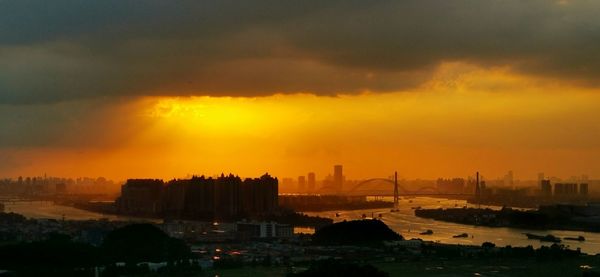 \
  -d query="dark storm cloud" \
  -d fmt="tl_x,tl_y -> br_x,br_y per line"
0,98 -> 146,148
1,0 -> 600,104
